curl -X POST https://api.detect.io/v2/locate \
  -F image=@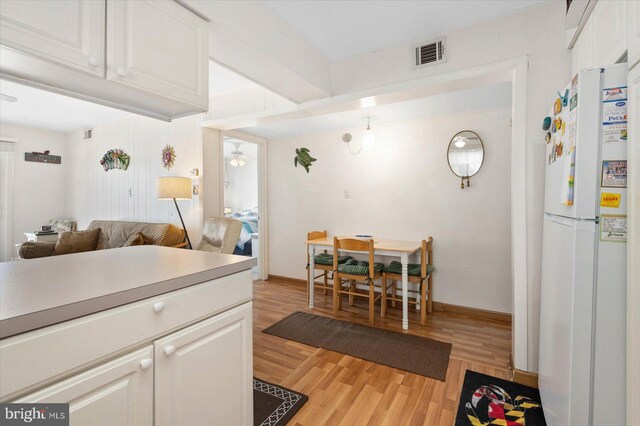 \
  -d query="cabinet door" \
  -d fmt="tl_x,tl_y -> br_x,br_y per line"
13,346 -> 153,426
0,0 -> 105,76
107,0 -> 208,109
629,0 -> 640,69
154,302 -> 253,426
